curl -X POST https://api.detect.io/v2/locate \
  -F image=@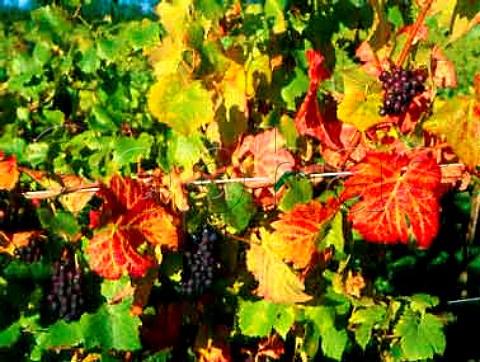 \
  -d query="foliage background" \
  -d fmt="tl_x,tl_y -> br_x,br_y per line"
0,0 -> 480,361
